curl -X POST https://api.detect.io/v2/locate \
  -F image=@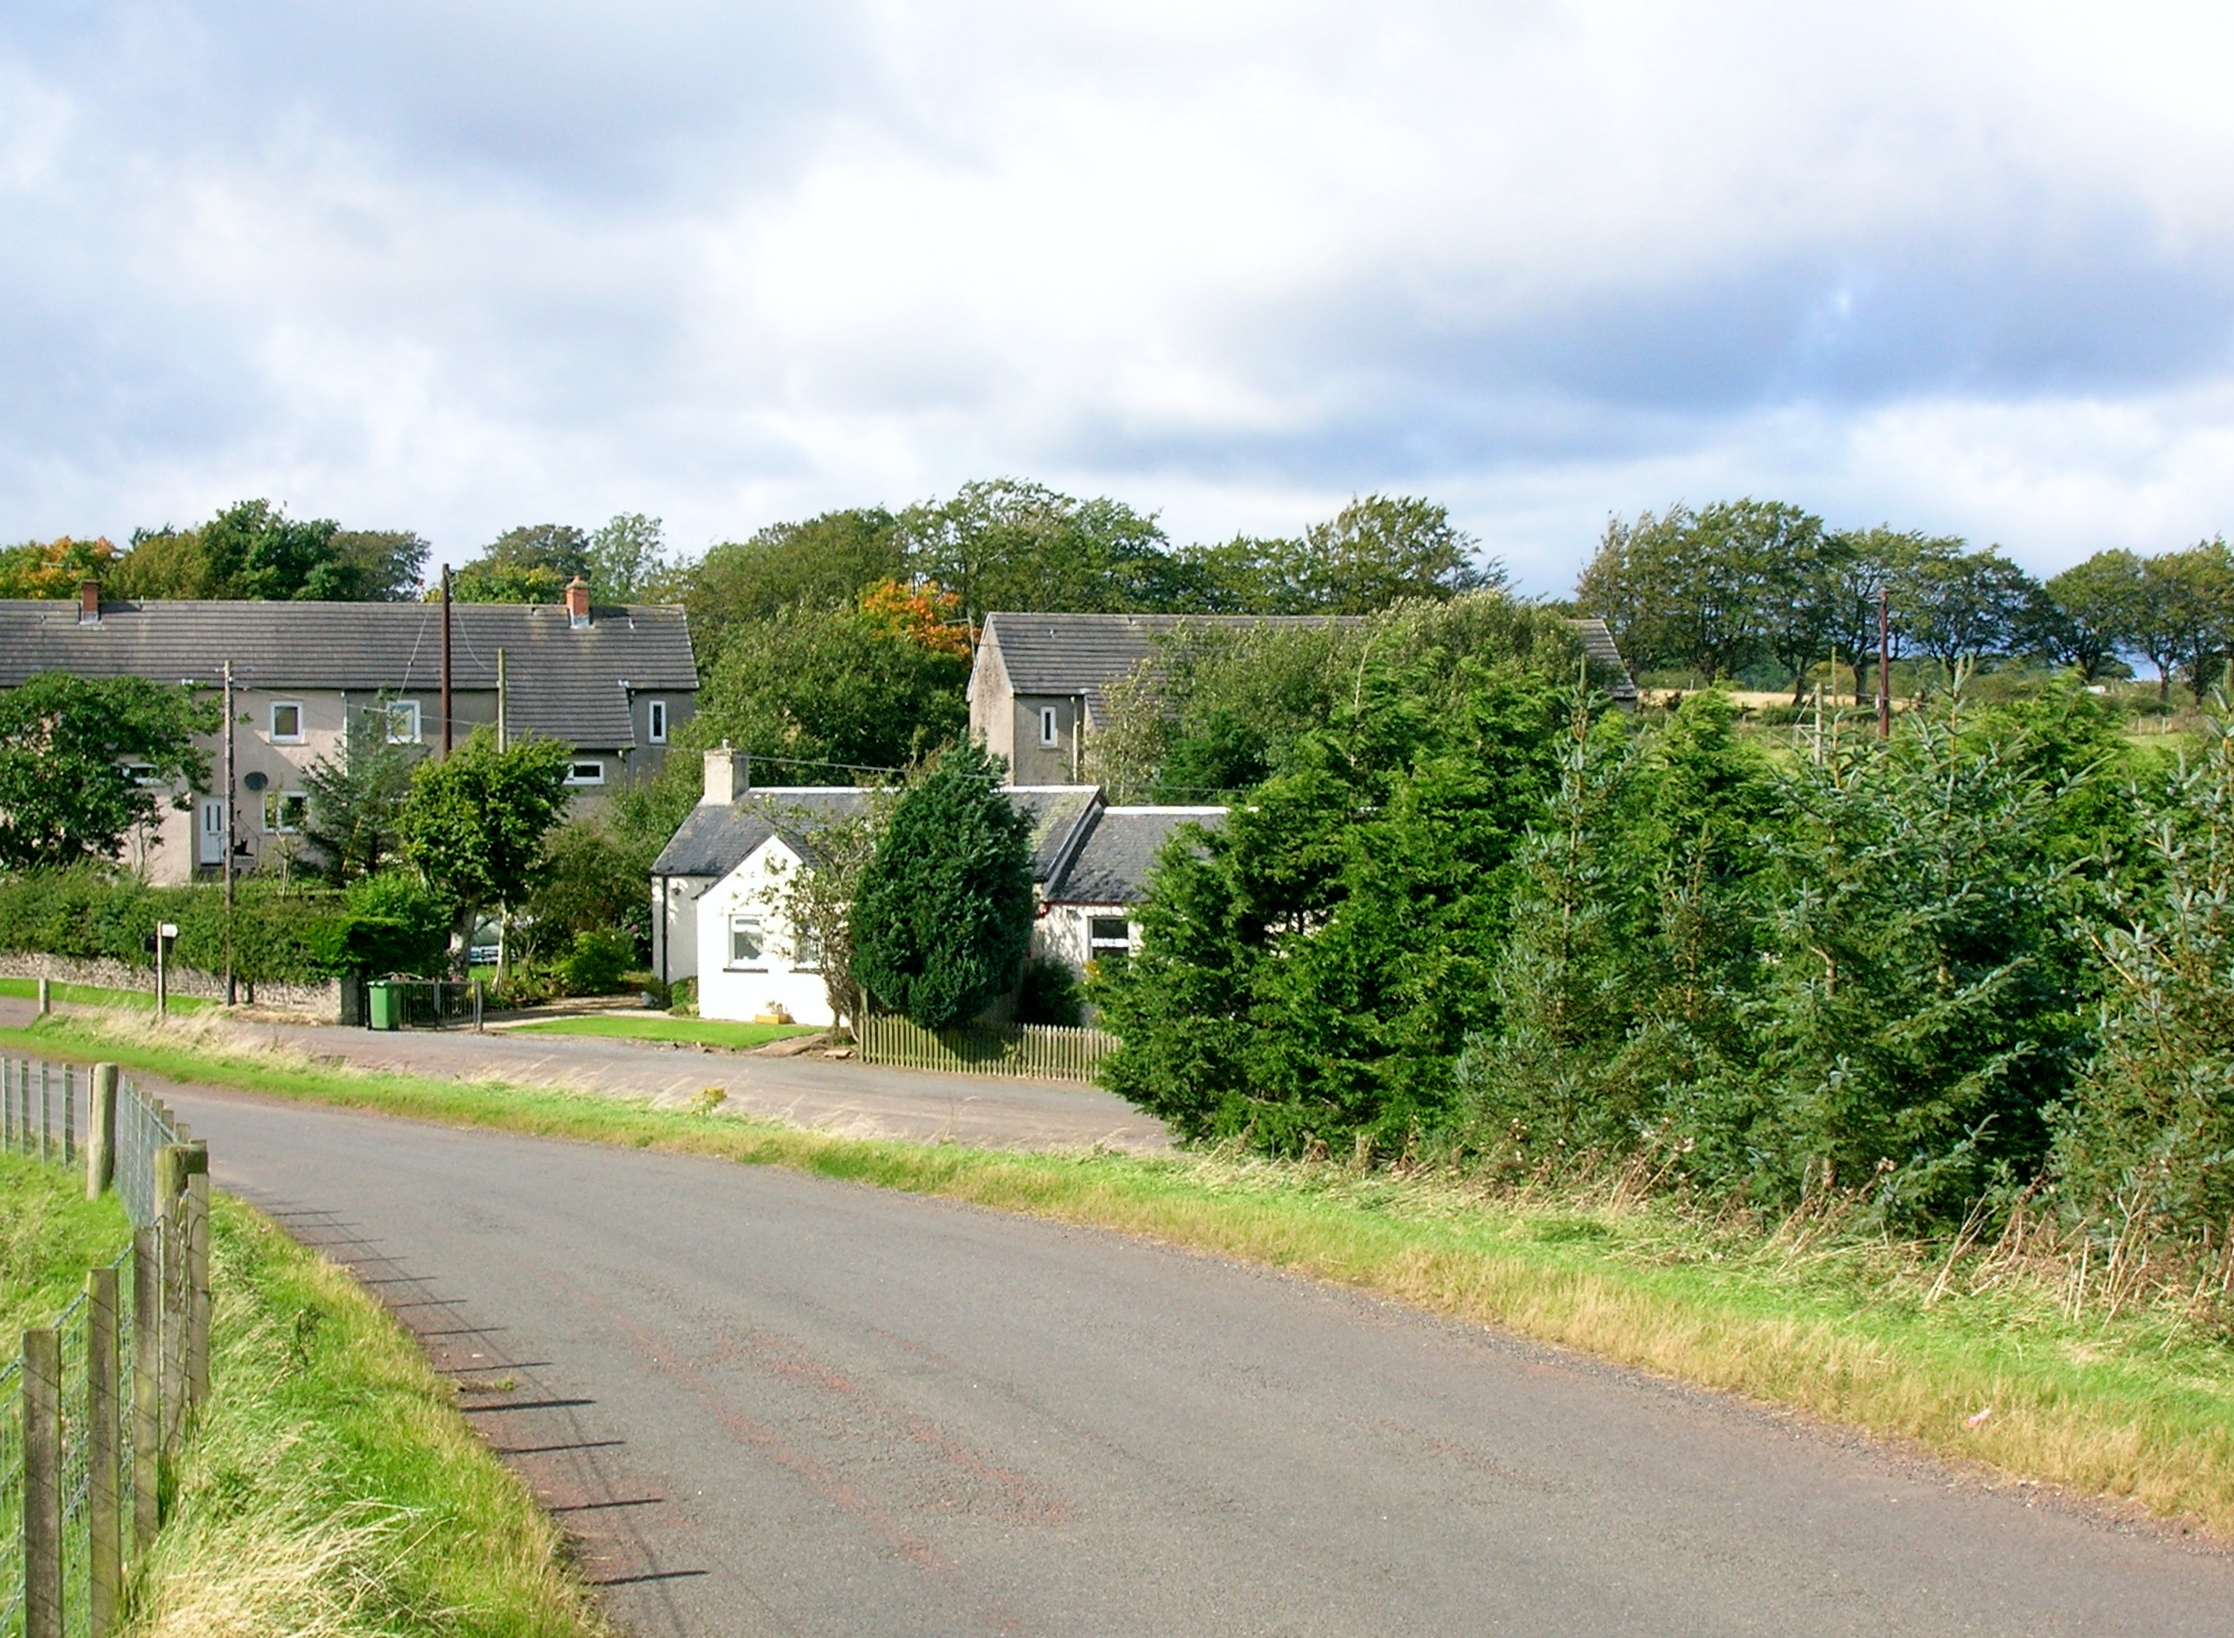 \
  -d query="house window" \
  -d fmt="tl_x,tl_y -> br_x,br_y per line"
120,763 -> 157,788
793,925 -> 822,972
646,699 -> 668,744
728,916 -> 765,969
1039,705 -> 1059,747
384,700 -> 421,744
565,760 -> 606,786
1089,915 -> 1132,969
263,790 -> 307,834
269,702 -> 304,743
